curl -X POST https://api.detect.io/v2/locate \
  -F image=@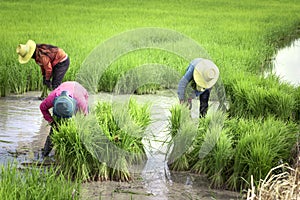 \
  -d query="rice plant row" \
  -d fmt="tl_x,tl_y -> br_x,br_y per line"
1,0 -> 300,121
167,105 -> 299,191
